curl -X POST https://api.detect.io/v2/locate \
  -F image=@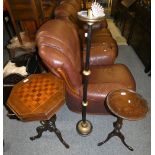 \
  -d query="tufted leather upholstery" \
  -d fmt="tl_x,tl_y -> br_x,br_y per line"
36,19 -> 136,114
